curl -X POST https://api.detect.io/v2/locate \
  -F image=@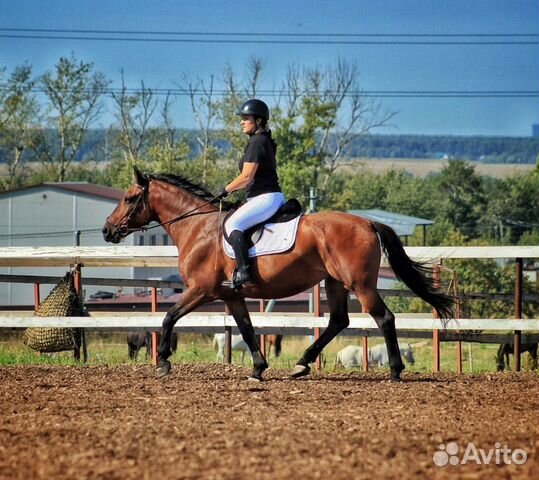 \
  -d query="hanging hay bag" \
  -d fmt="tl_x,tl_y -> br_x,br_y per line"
22,272 -> 83,353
